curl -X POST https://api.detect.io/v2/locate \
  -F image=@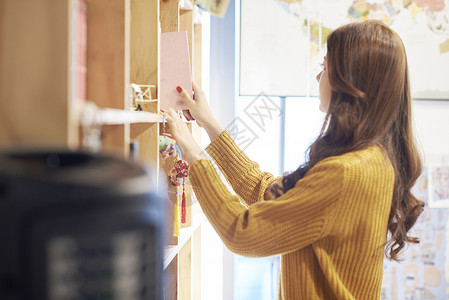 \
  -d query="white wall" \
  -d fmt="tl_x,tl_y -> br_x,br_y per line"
413,100 -> 449,158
